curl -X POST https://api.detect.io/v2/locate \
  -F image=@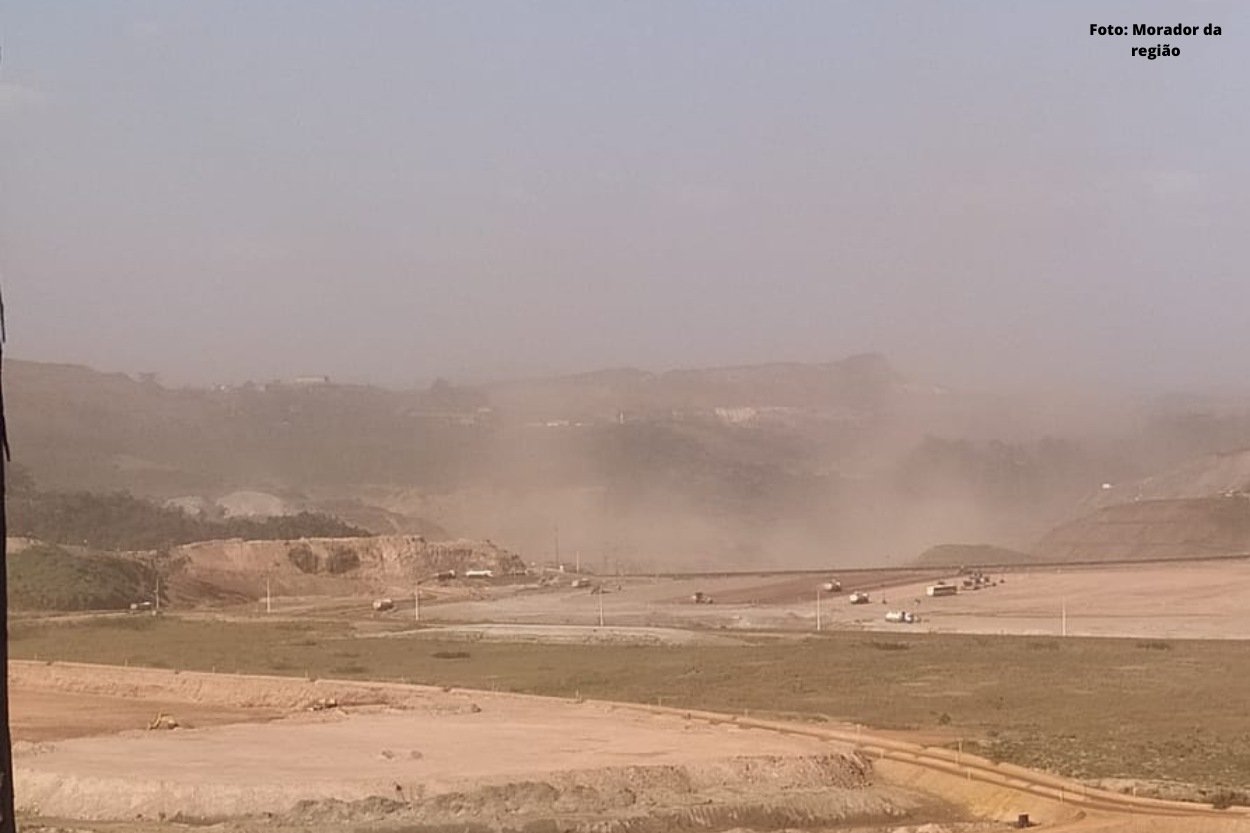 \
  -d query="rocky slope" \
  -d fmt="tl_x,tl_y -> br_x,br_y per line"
1034,496 -> 1250,562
